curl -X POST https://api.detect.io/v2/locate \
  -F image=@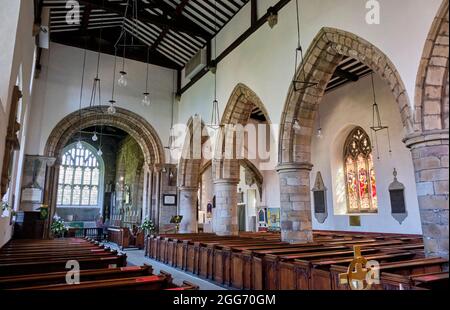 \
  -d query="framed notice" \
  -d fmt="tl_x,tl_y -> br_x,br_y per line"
163,194 -> 177,206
